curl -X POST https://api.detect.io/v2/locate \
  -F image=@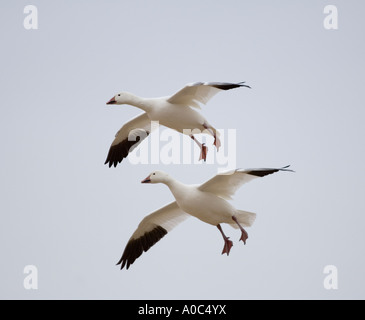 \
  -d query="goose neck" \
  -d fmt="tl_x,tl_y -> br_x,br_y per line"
126,93 -> 151,112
